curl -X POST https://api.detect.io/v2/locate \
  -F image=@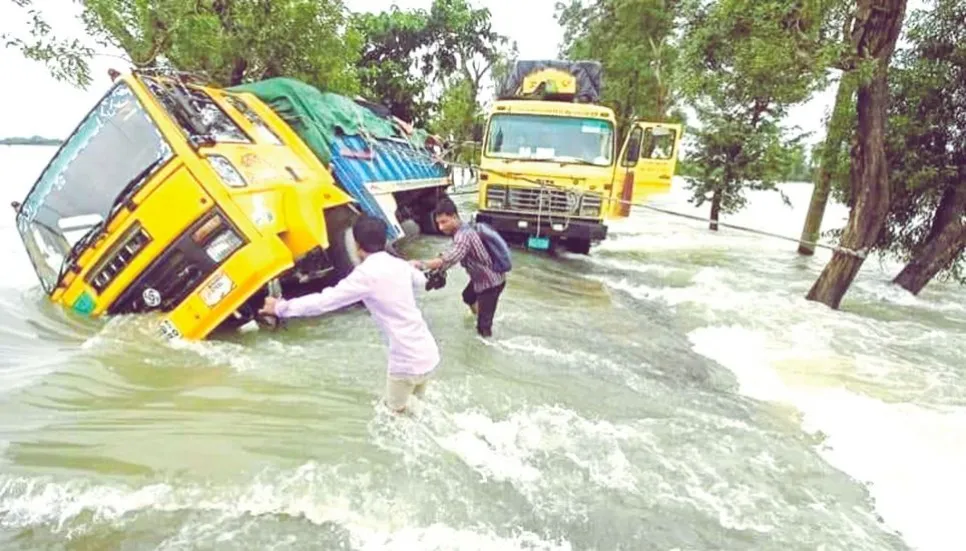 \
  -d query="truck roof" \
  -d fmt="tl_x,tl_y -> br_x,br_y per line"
490,99 -> 616,122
